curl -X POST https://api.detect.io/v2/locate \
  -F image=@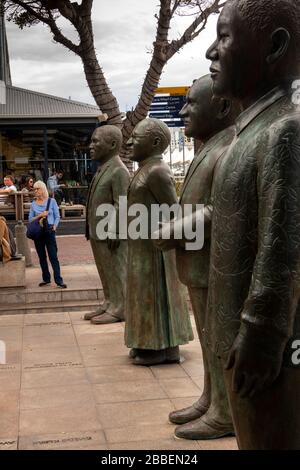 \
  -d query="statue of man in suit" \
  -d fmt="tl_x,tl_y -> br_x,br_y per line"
205,0 -> 300,449
124,118 -> 193,366
155,75 -> 239,440
85,125 -> 130,325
